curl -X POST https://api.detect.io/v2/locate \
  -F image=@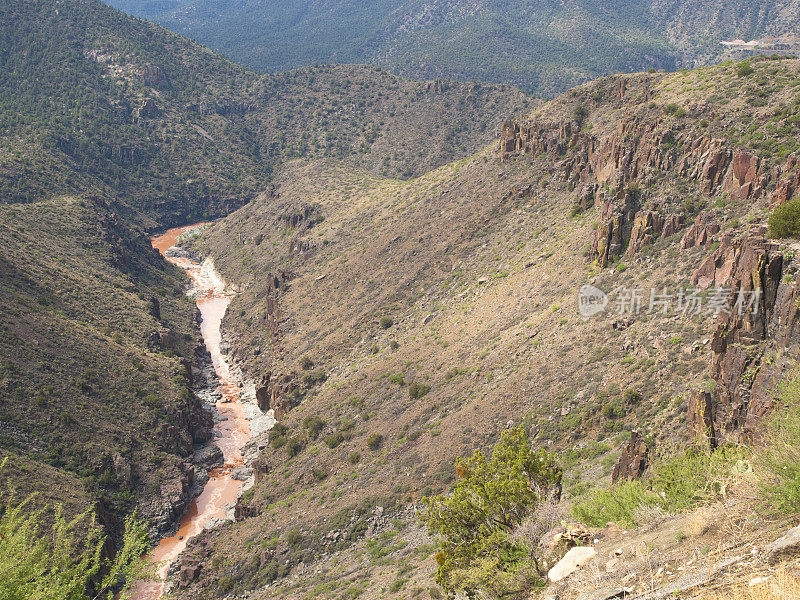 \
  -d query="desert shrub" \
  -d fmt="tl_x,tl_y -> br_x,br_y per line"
737,60 -> 755,77
299,356 -> 314,370
380,316 -> 394,329
623,389 -> 642,405
389,373 -> 405,386
768,198 -> 800,238
303,415 -> 326,440
324,432 -> 345,449
349,452 -> 361,464
574,445 -> 749,527
366,433 -> 383,451
601,401 -> 624,420
286,436 -> 305,458
389,340 -> 399,350
421,428 -> 561,596
573,104 -> 589,126
573,480 -> 660,527
269,423 -> 289,448
303,368 -> 327,386
0,460 -> 153,600
408,381 -> 431,400
759,366 -> 800,513
285,528 -> 304,548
